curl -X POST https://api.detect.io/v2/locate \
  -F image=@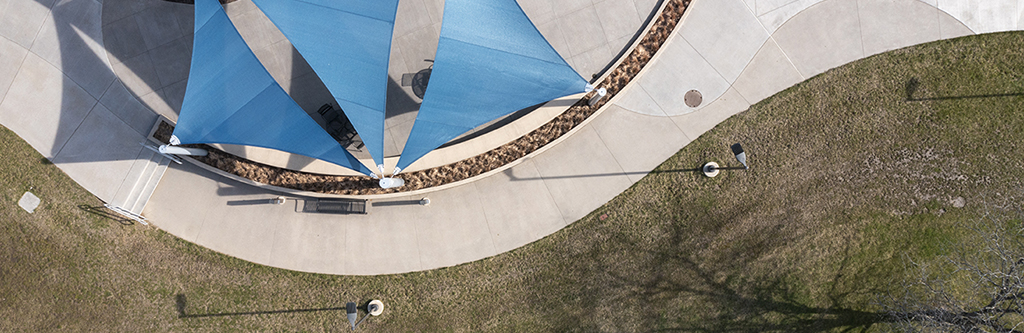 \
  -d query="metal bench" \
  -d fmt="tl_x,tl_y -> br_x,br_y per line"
303,198 -> 368,215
